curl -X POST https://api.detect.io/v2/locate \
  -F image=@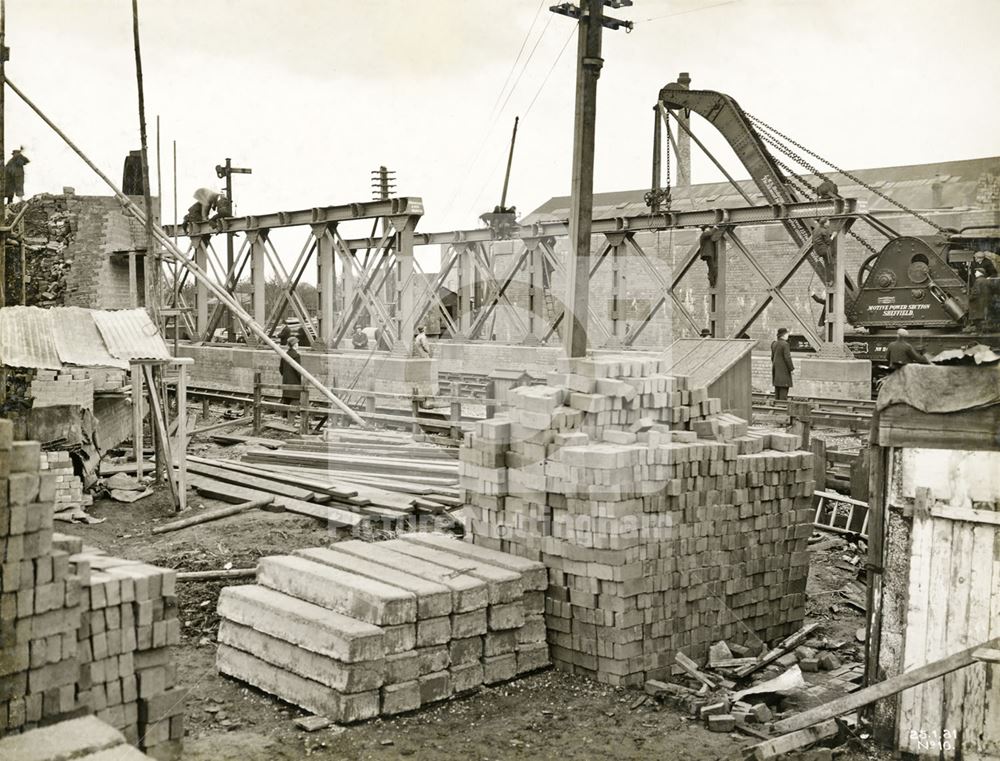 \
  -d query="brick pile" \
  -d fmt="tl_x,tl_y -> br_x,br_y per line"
0,714 -> 160,760
216,533 -> 548,723
29,370 -> 94,410
459,354 -> 814,687
55,533 -> 183,758
0,424 -> 84,733
40,451 -> 84,513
